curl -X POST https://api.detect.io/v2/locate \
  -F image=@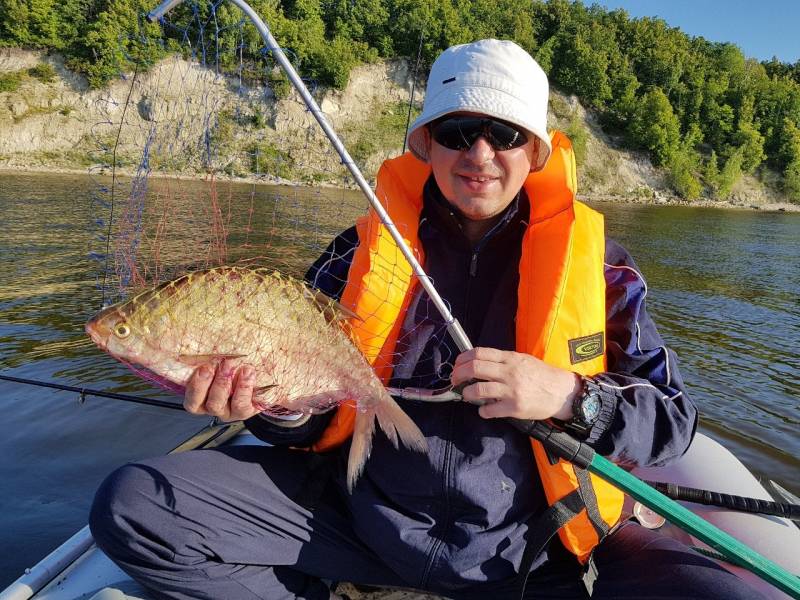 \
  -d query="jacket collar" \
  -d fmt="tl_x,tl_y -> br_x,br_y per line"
420,176 -> 529,252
